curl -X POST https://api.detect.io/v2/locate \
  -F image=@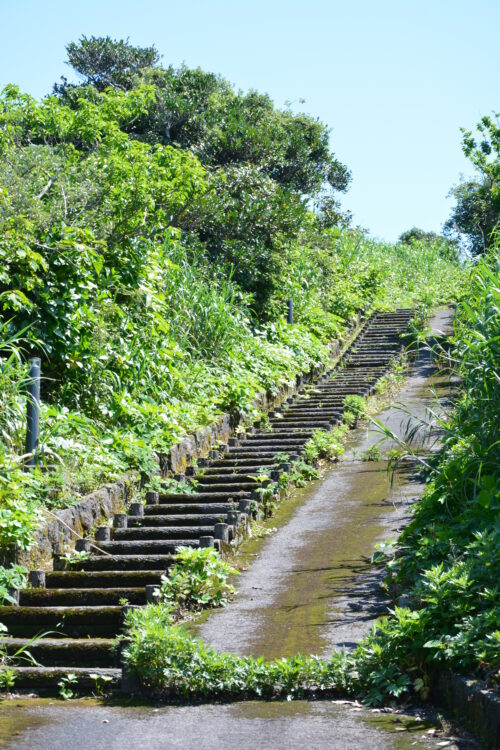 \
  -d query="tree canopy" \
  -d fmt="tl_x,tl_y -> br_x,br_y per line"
445,114 -> 500,255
